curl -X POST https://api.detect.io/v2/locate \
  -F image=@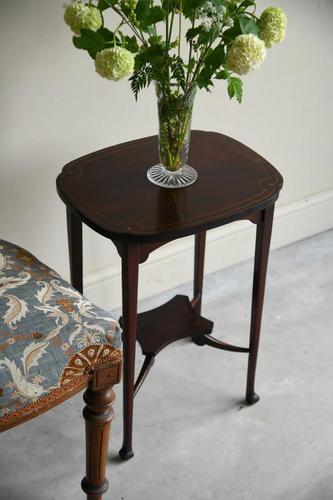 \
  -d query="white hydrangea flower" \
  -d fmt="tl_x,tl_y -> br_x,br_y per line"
64,1 -> 102,36
95,47 -> 135,81
201,17 -> 213,32
260,7 -> 287,48
197,1 -> 226,32
224,17 -> 234,28
226,34 -> 266,75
